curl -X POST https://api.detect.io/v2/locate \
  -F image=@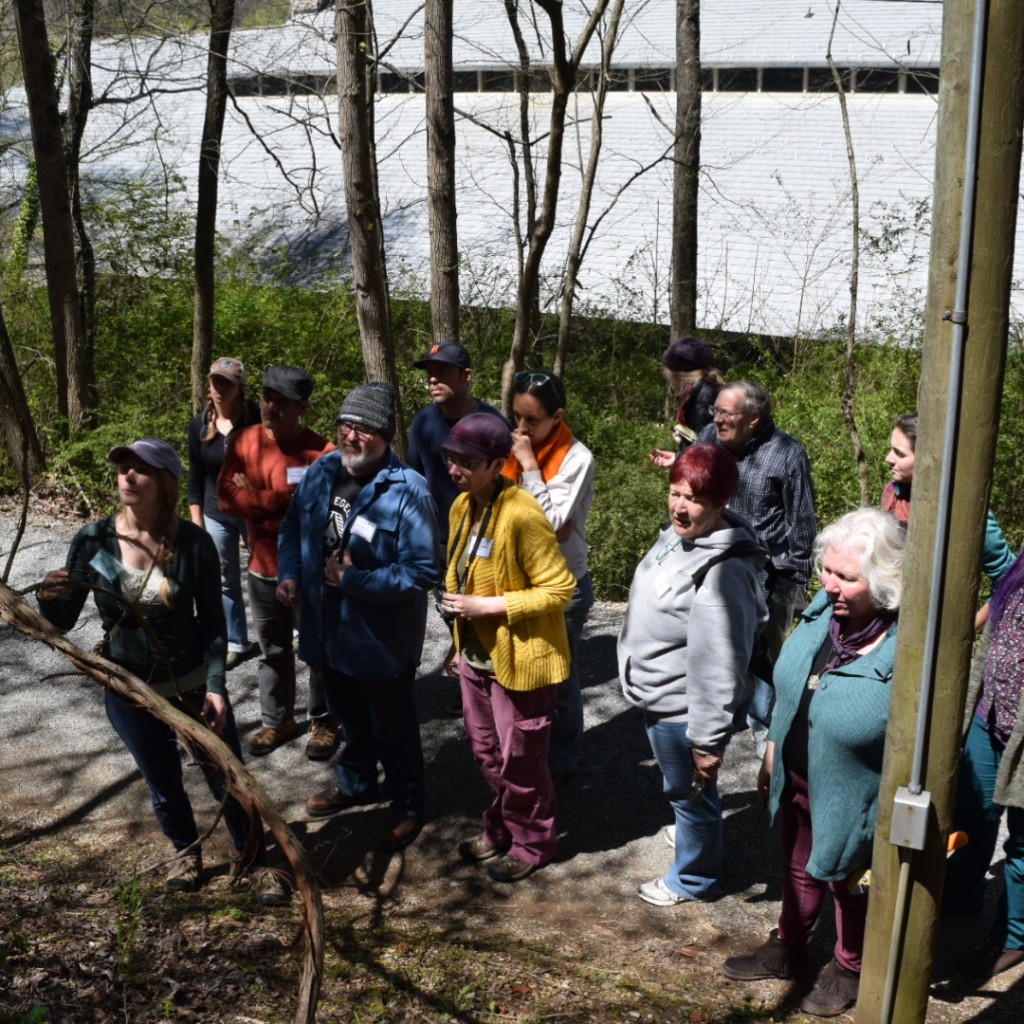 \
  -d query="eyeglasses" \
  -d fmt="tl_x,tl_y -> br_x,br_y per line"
514,370 -> 555,389
337,421 -> 377,440
711,405 -> 746,421
443,452 -> 484,471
